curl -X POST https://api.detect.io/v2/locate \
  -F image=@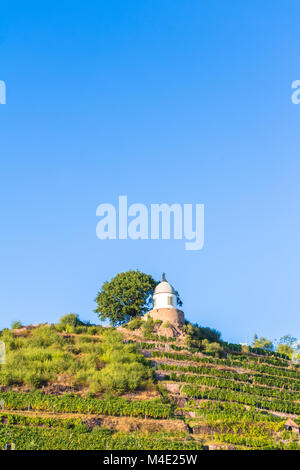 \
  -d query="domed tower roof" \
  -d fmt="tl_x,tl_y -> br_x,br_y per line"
154,273 -> 176,295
